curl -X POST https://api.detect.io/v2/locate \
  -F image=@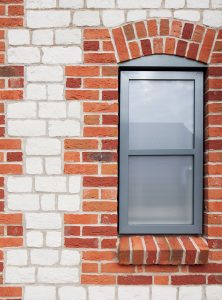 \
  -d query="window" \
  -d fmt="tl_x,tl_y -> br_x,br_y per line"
118,55 -> 205,235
